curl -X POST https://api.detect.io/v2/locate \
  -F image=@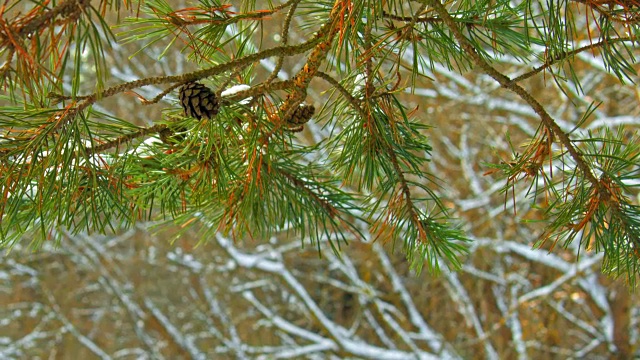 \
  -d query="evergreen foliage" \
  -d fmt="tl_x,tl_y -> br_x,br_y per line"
0,0 -> 639,285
